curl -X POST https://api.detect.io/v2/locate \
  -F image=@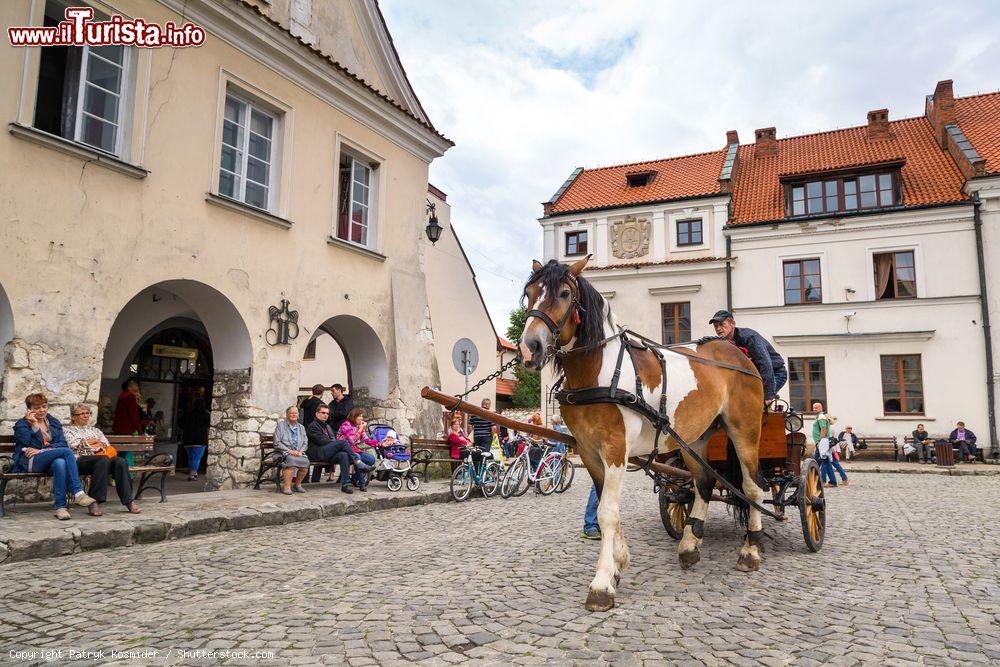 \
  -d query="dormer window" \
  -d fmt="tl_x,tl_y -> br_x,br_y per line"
626,170 -> 656,187
786,171 -> 899,217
